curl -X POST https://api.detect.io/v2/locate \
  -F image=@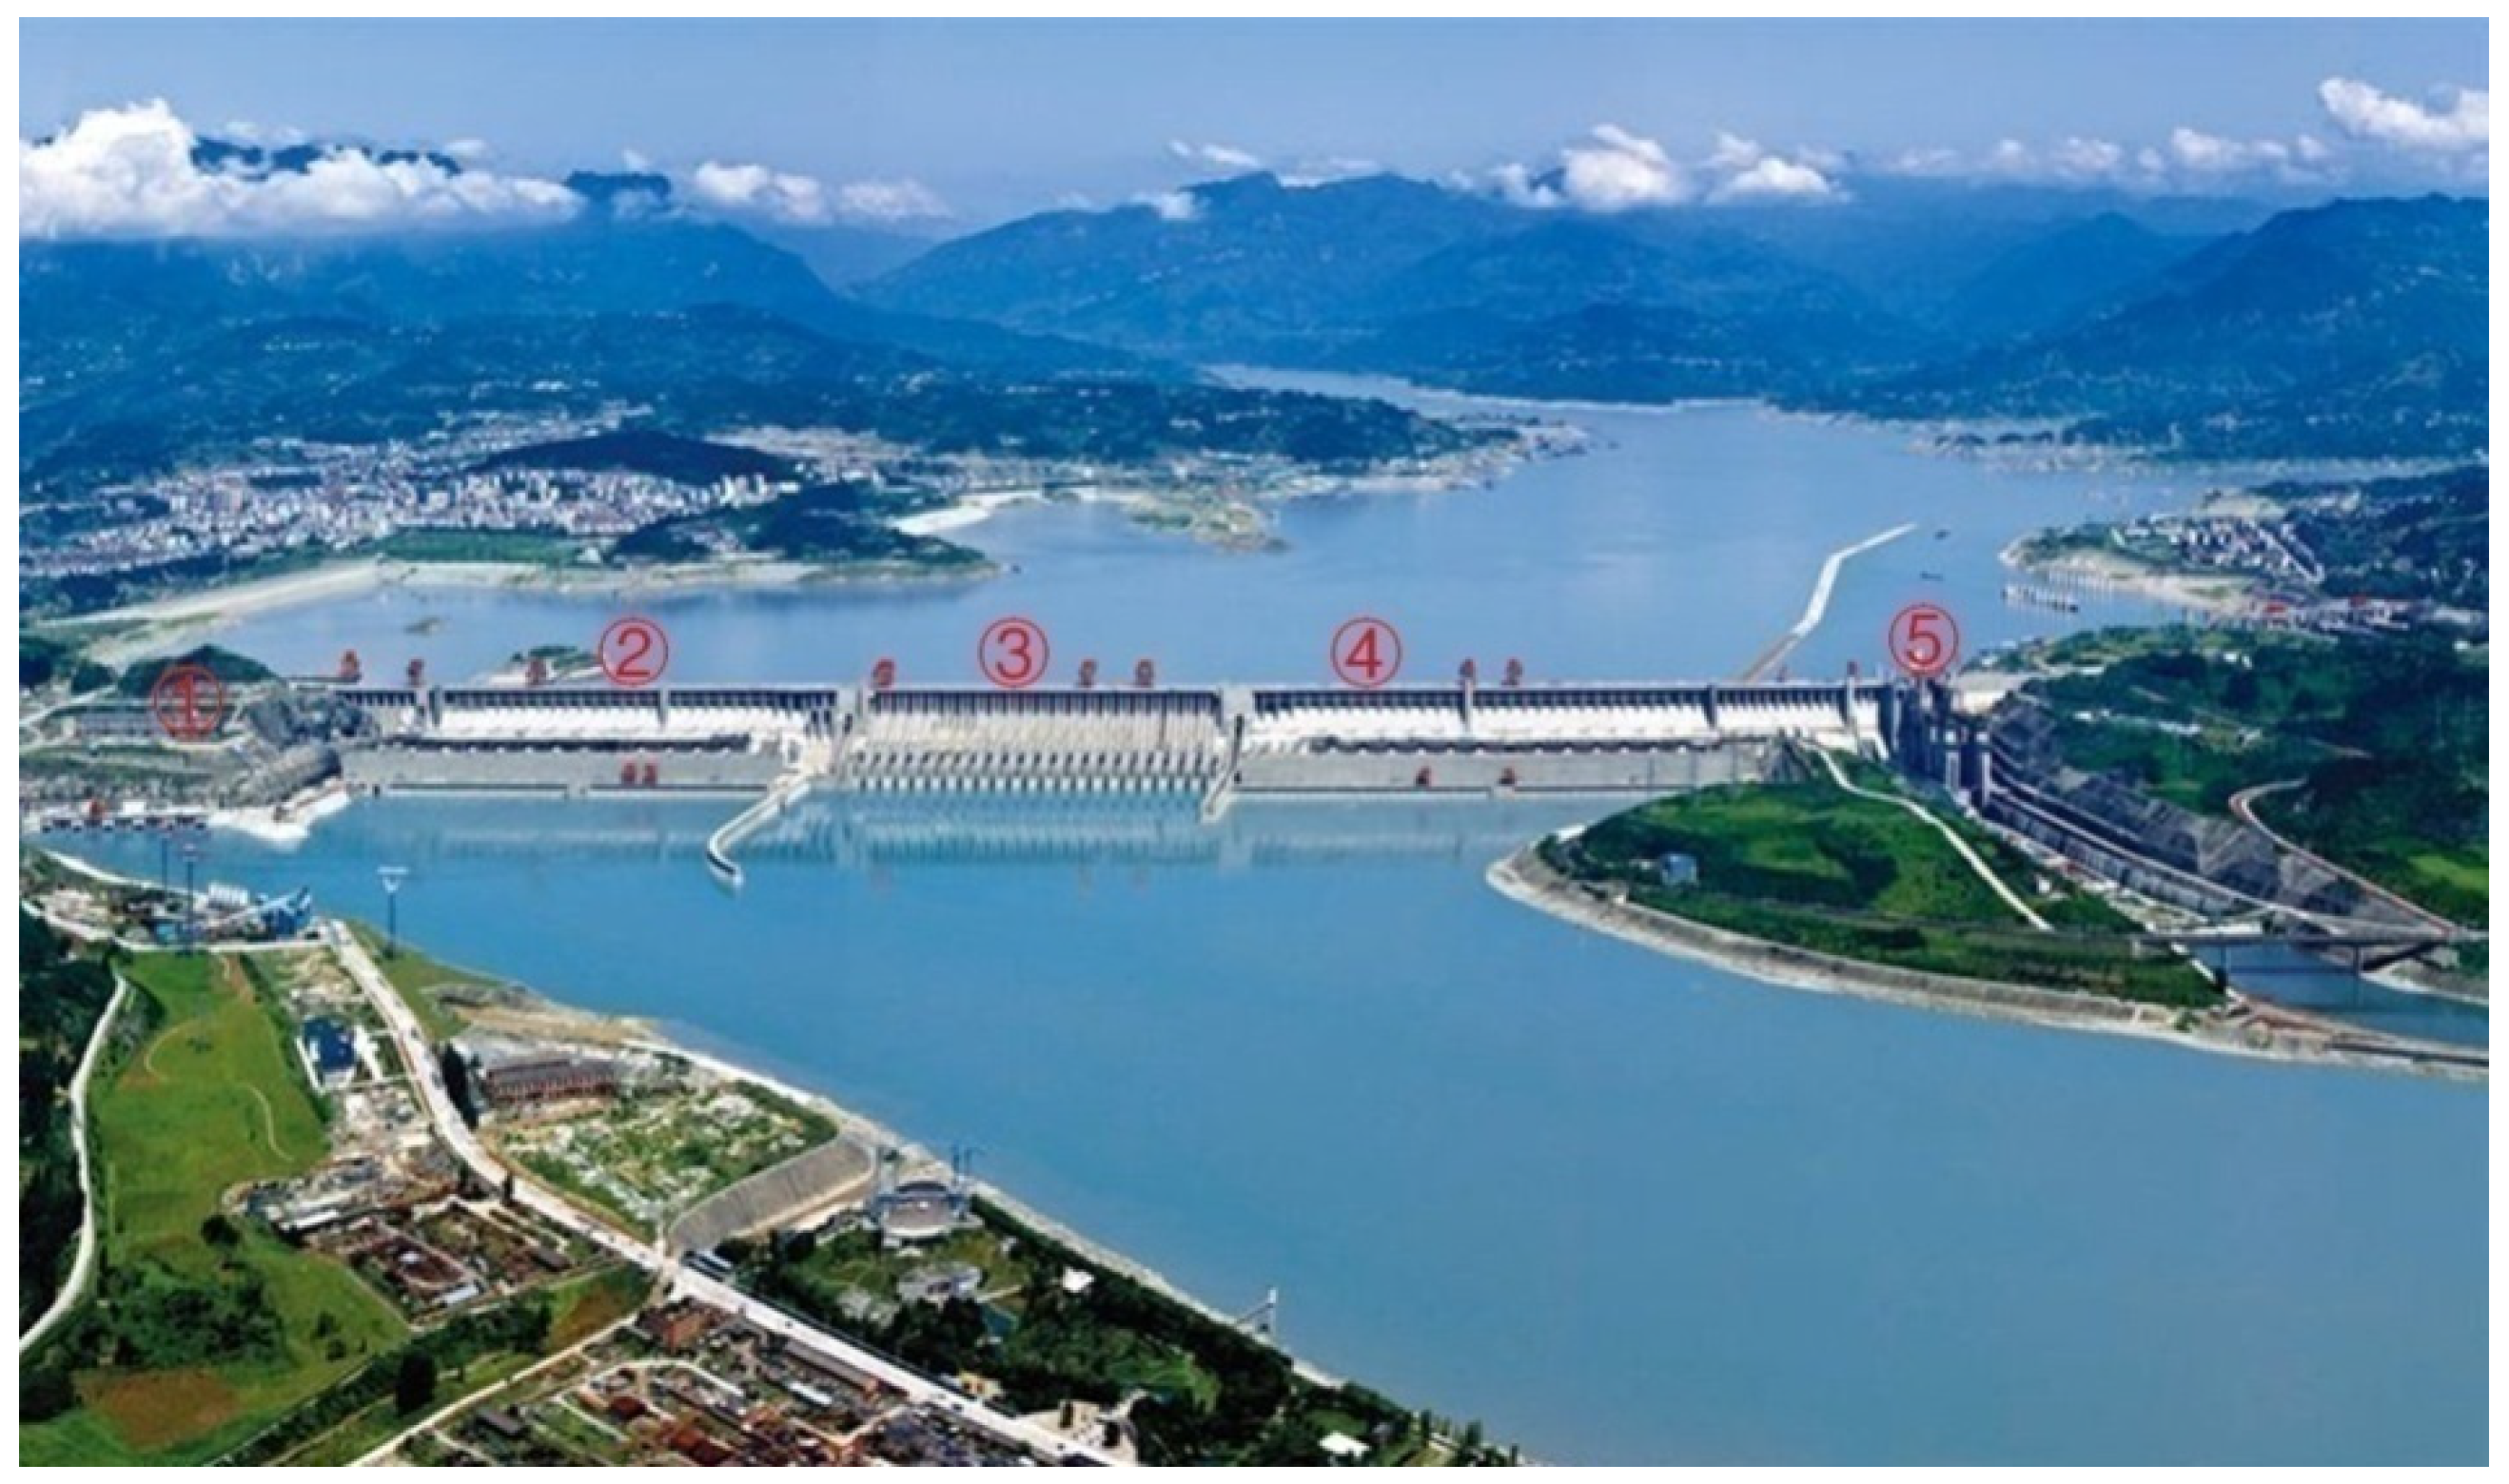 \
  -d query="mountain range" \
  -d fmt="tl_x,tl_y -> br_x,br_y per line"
18,161 -> 2490,514
863,173 -> 2485,459
19,215 -> 1474,506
